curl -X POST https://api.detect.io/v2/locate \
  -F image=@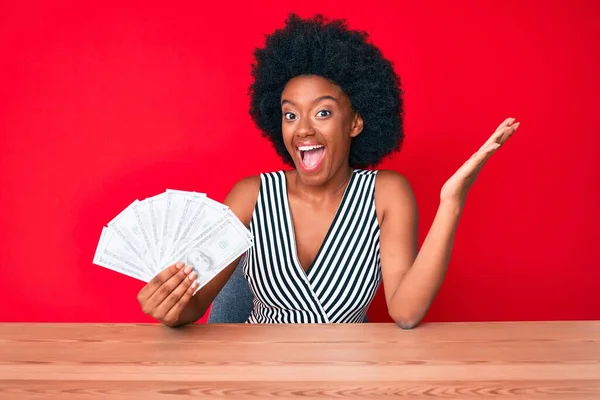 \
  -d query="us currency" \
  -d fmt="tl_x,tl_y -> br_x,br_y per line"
167,195 -> 229,261
132,201 -> 156,268
156,191 -> 190,267
165,210 -> 253,291
93,227 -> 151,282
163,190 -> 208,265
145,193 -> 167,271
94,190 -> 254,288
107,200 -> 155,270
